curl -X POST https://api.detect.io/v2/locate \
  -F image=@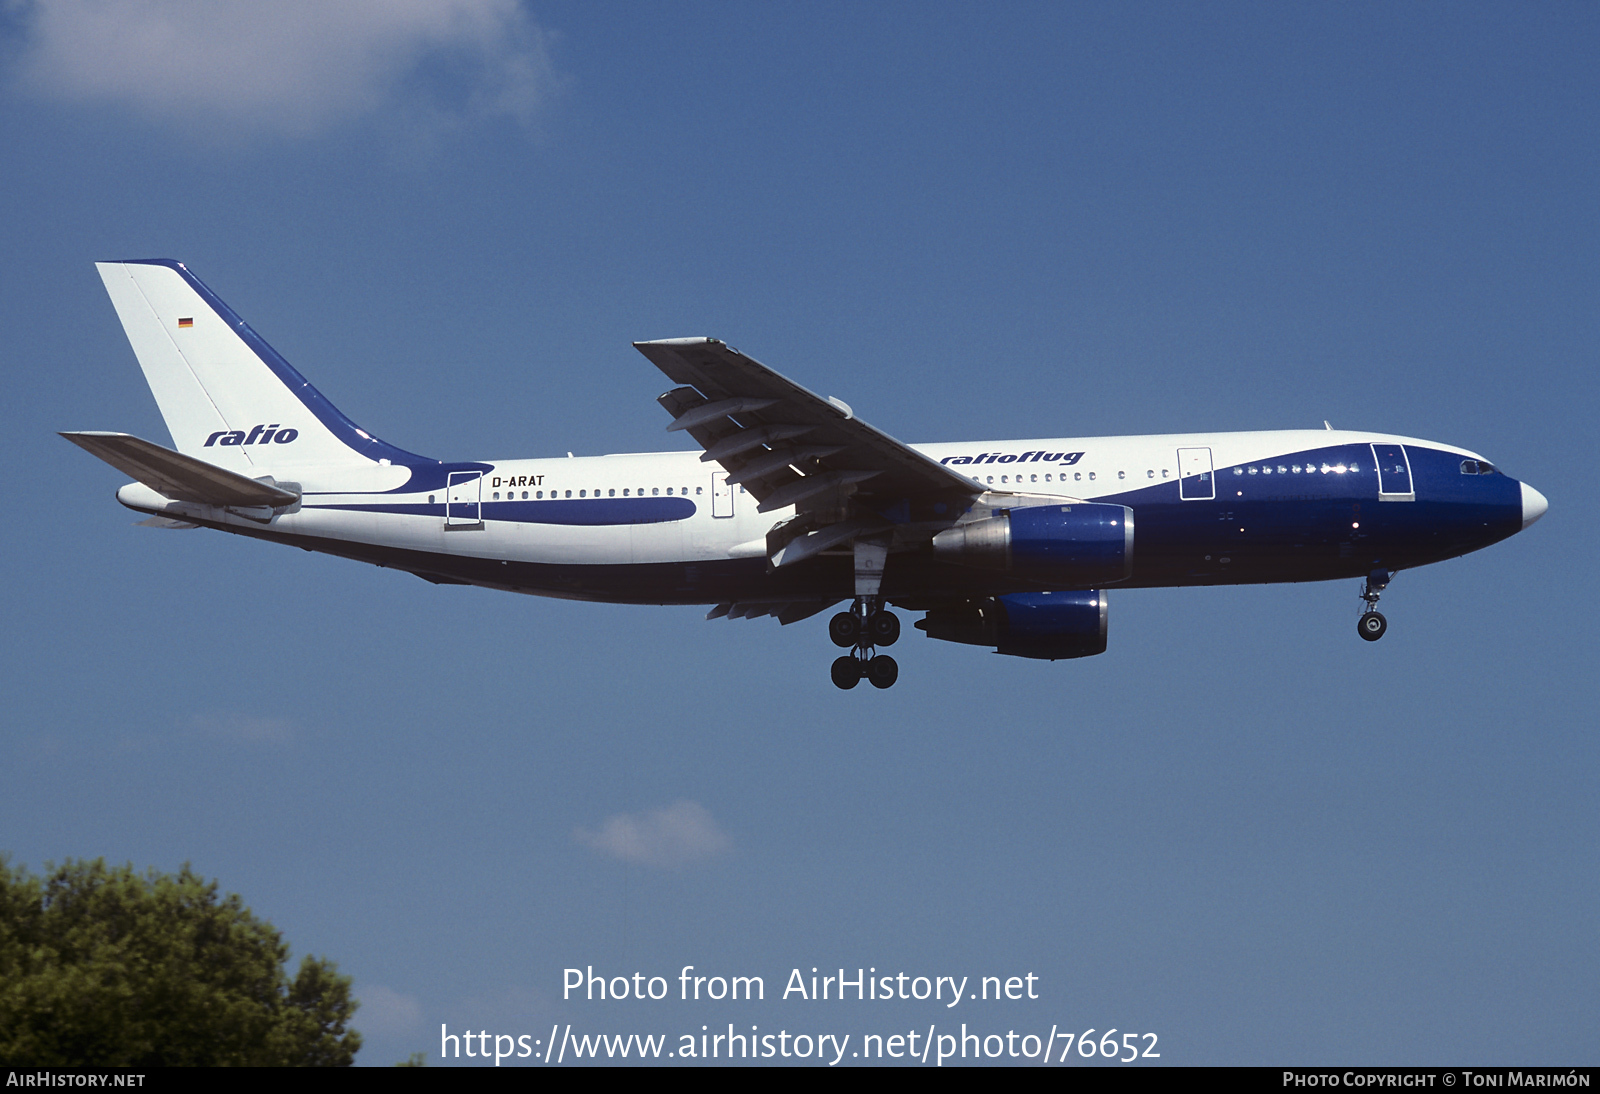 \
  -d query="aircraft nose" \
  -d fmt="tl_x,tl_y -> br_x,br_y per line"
1520,481 -> 1548,529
